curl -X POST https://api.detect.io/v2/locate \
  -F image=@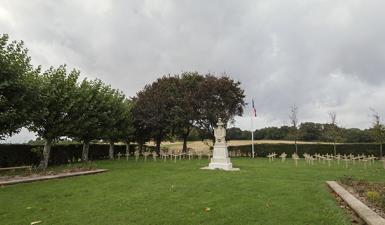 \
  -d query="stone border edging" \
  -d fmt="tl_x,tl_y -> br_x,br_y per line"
327,181 -> 385,225
0,169 -> 108,186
